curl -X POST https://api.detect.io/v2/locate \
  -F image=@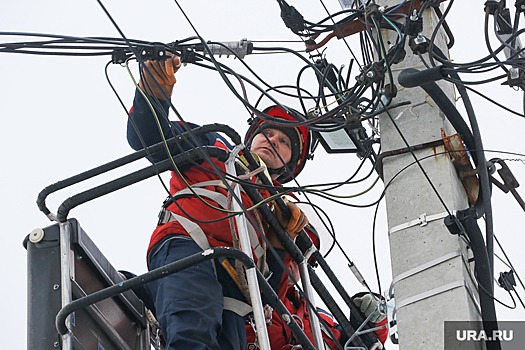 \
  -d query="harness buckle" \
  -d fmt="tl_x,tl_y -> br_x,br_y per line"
157,207 -> 169,226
